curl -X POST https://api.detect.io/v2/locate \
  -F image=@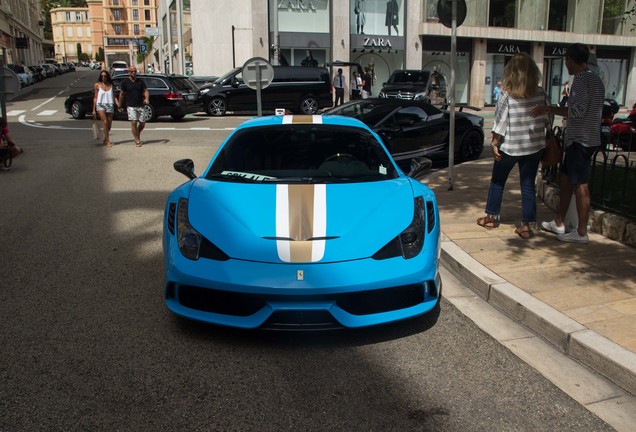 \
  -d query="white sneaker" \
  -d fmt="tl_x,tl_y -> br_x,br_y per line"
541,220 -> 566,235
557,231 -> 589,244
